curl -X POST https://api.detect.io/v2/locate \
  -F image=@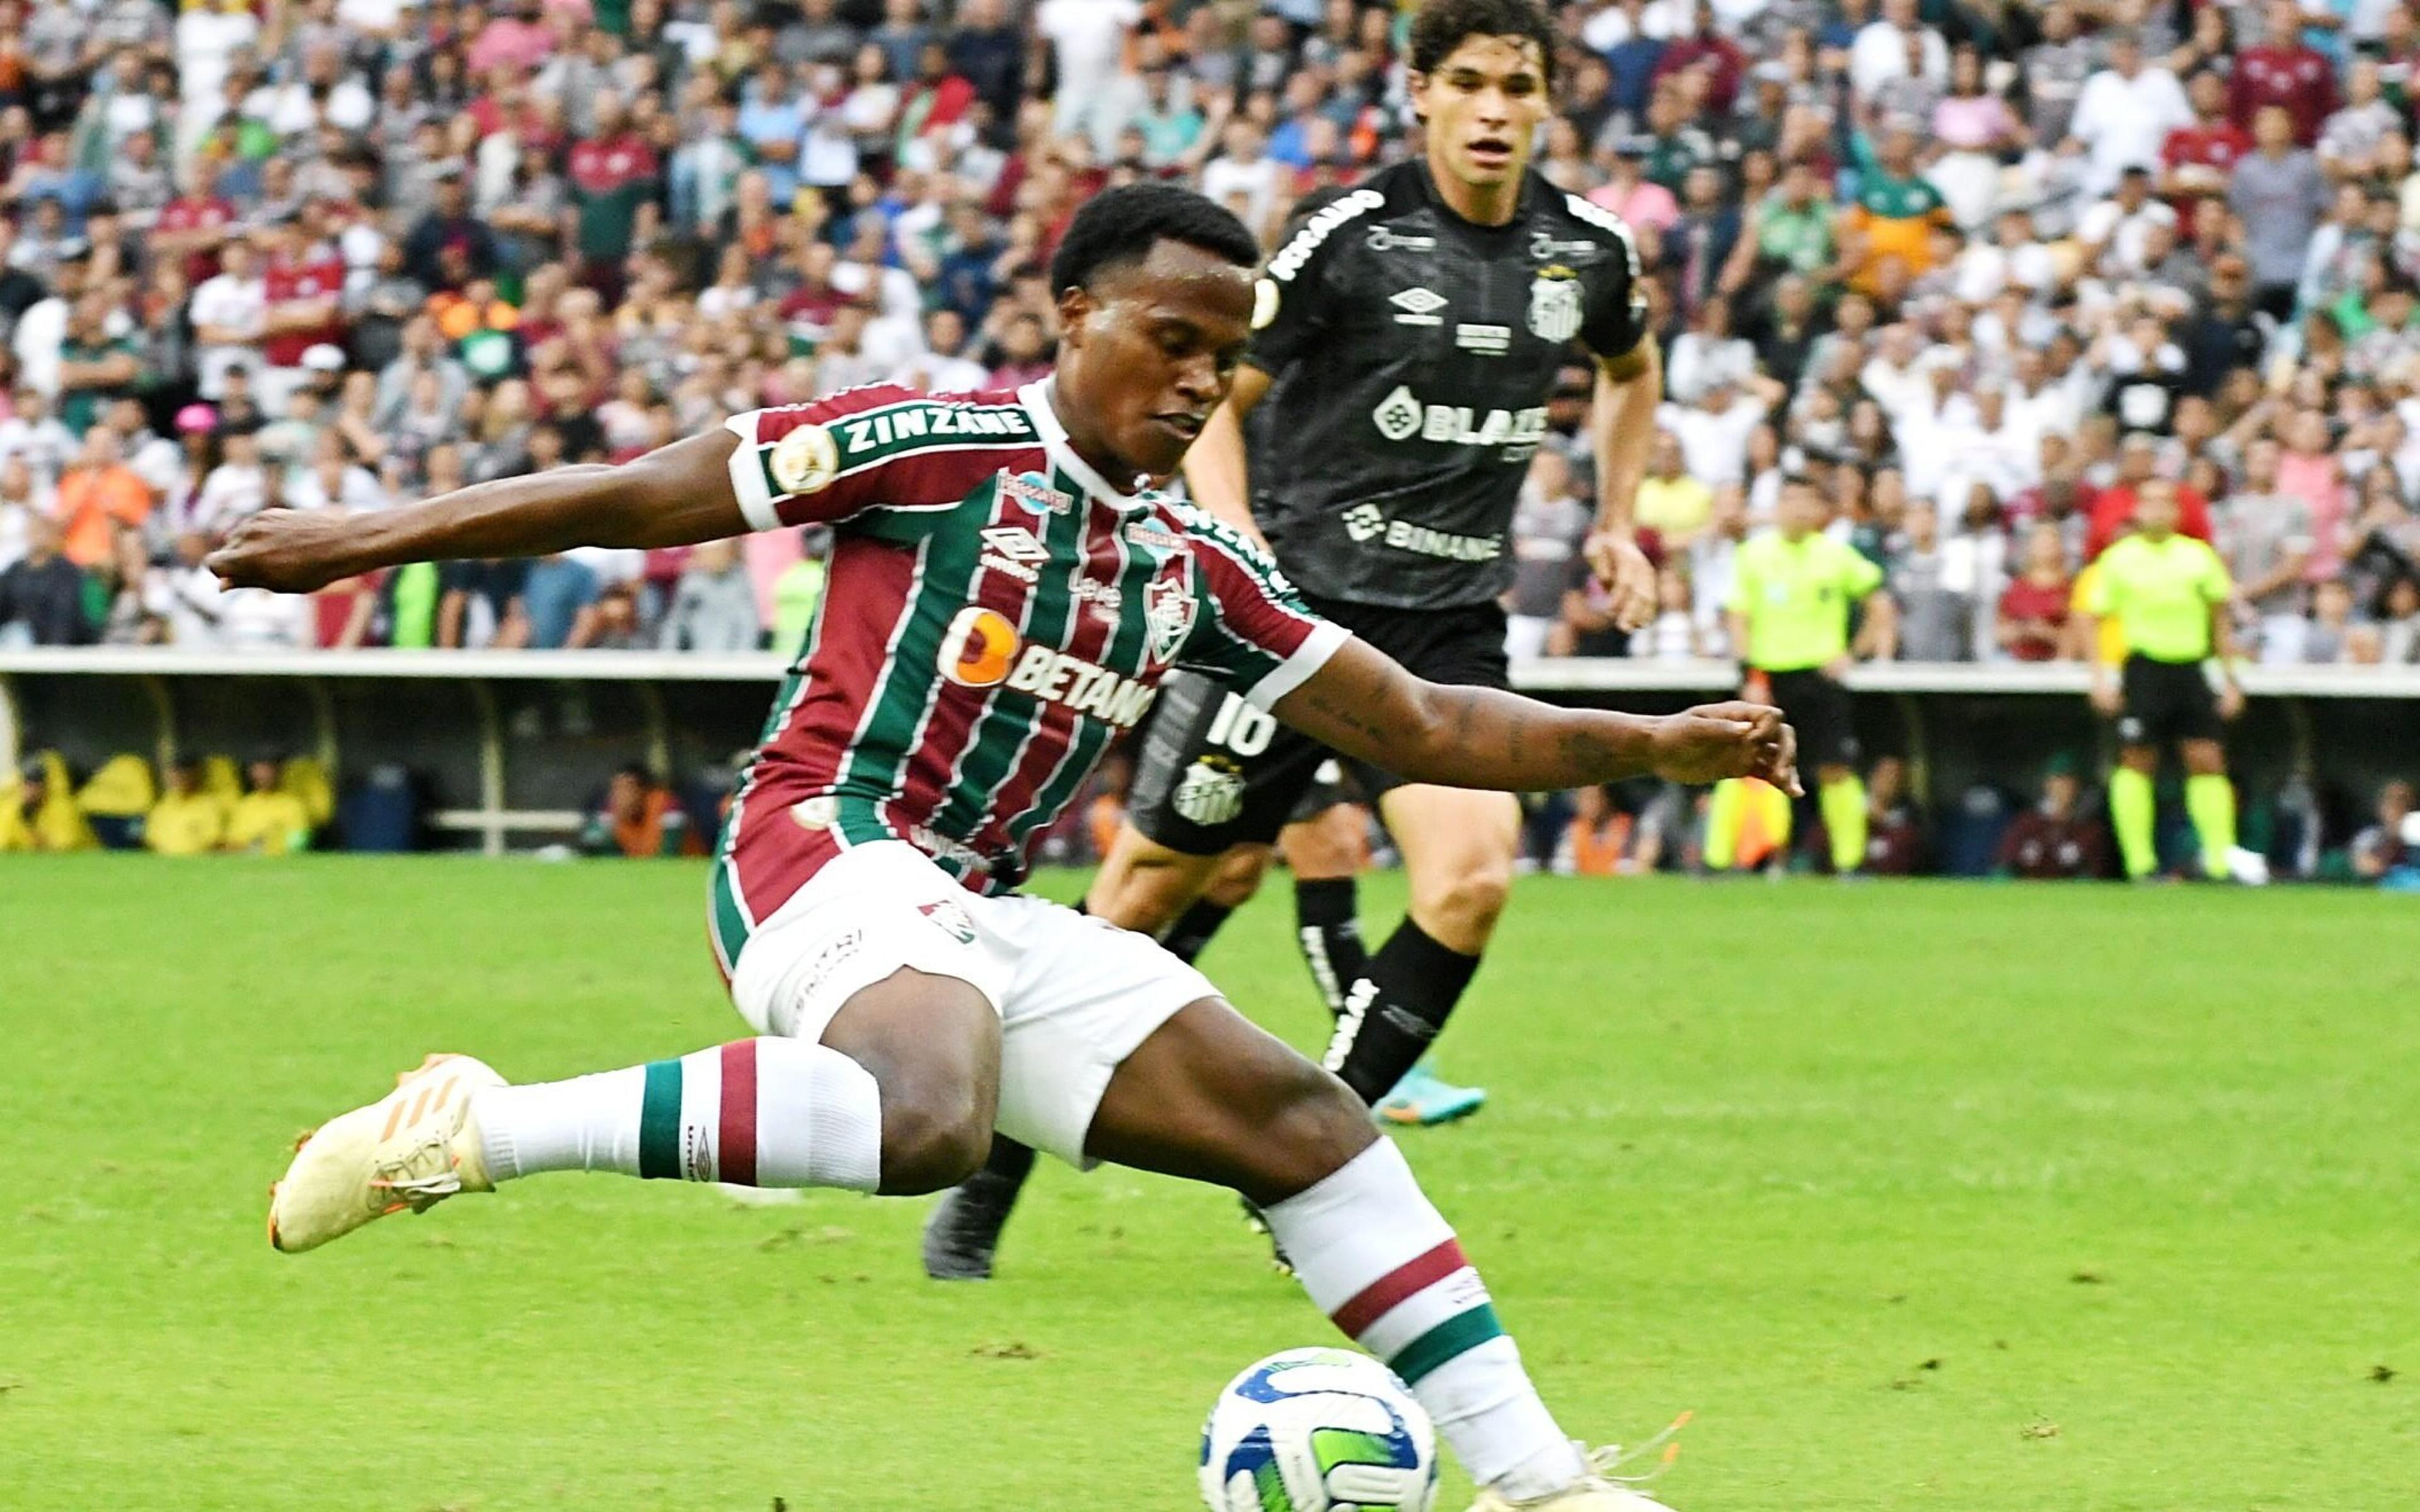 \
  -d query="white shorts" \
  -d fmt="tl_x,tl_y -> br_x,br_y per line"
726,841 -> 1218,1167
